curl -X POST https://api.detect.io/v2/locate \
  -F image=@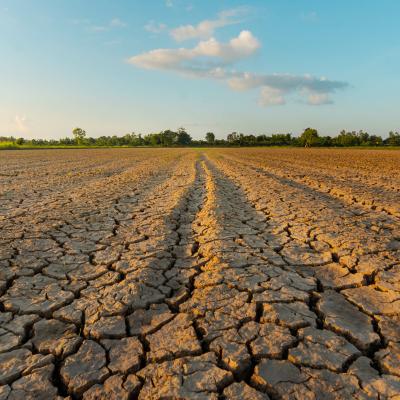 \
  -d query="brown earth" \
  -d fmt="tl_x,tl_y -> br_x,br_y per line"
0,147 -> 399,399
